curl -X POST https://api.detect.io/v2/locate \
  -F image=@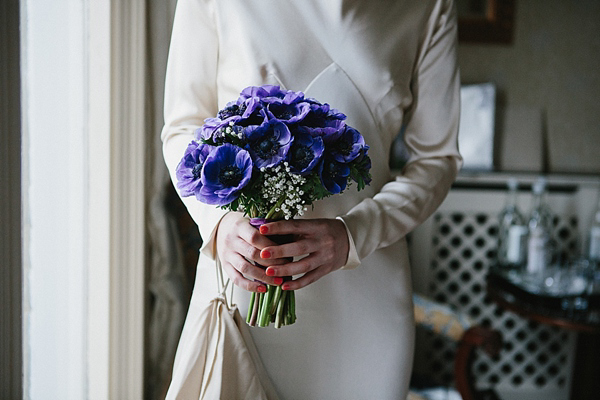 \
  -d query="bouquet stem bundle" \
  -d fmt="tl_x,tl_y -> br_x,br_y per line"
247,218 -> 296,328
247,283 -> 296,328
